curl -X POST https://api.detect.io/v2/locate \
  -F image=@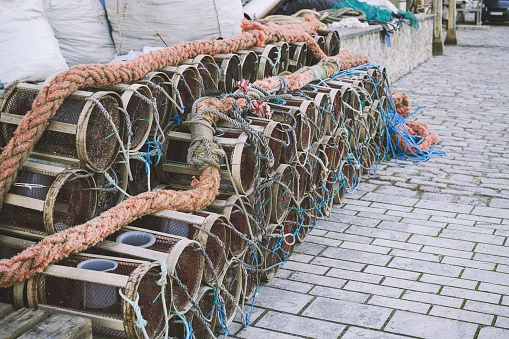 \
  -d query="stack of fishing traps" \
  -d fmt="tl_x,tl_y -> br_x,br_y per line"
0,30 -> 390,339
